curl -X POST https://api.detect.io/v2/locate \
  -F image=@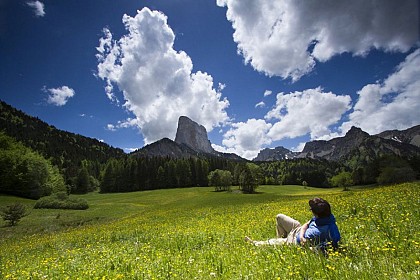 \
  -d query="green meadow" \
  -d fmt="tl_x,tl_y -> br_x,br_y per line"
1,183 -> 419,279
